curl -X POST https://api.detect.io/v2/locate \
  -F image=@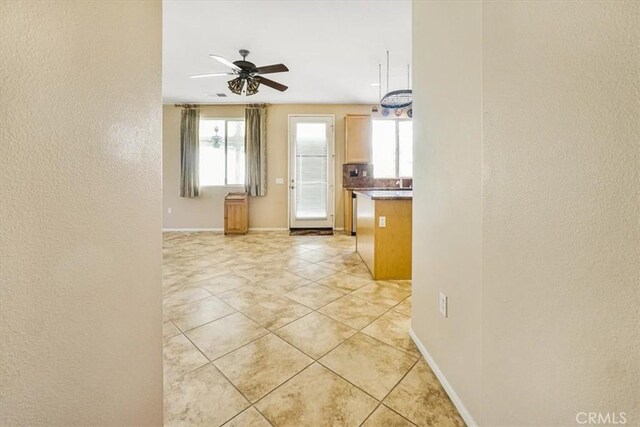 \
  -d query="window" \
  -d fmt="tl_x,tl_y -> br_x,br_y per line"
371,119 -> 413,178
199,118 -> 245,186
